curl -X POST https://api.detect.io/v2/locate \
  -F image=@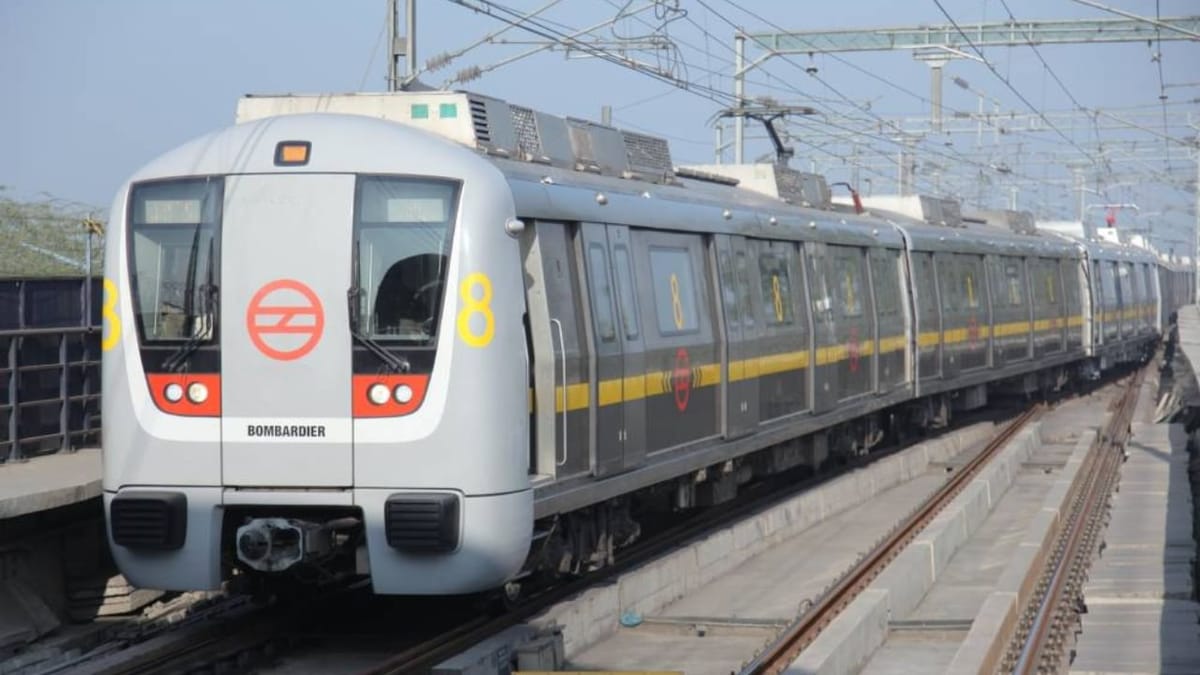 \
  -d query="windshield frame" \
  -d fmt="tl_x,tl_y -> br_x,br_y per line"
125,175 -> 224,346
351,173 -> 462,349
